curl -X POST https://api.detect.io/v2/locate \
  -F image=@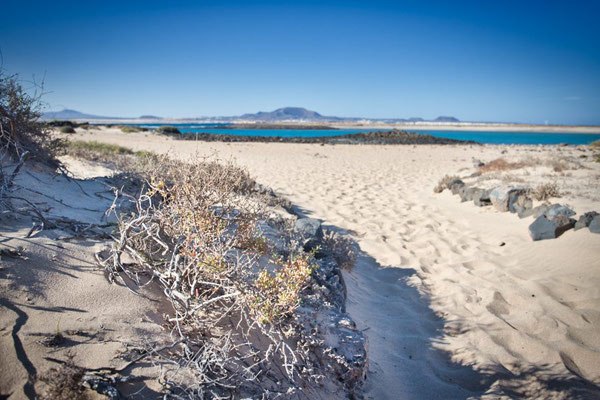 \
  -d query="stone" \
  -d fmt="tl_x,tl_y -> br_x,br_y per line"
574,211 -> 599,230
544,204 -> 576,218
508,192 -> 533,214
529,215 -> 575,241
490,186 -> 529,212
460,186 -> 478,202
473,159 -> 484,168
295,218 -> 323,252
590,216 -> 600,234
532,204 -> 551,218
473,189 -> 491,207
449,179 -> 465,195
